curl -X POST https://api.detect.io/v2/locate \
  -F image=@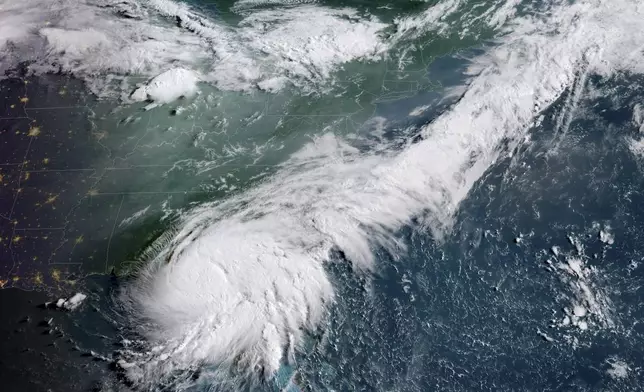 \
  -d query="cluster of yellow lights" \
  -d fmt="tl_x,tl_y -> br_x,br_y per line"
45,194 -> 59,204
27,126 -> 41,137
